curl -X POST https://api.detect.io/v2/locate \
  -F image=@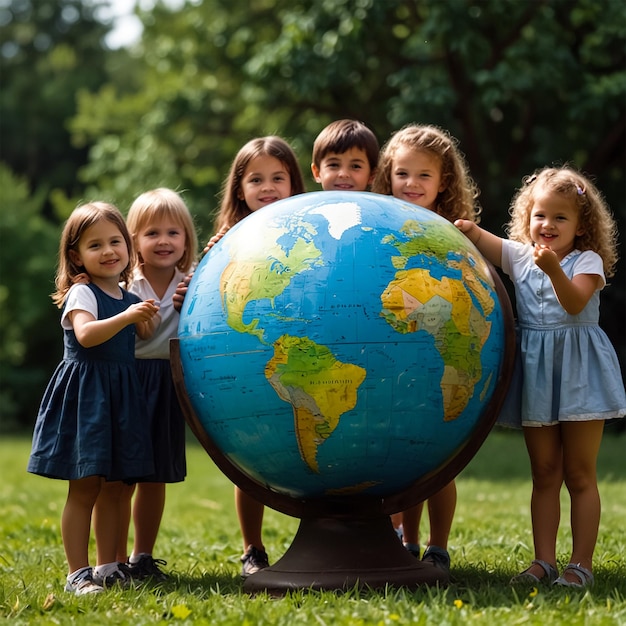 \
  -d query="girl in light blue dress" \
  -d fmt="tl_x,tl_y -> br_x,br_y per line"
455,166 -> 625,589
